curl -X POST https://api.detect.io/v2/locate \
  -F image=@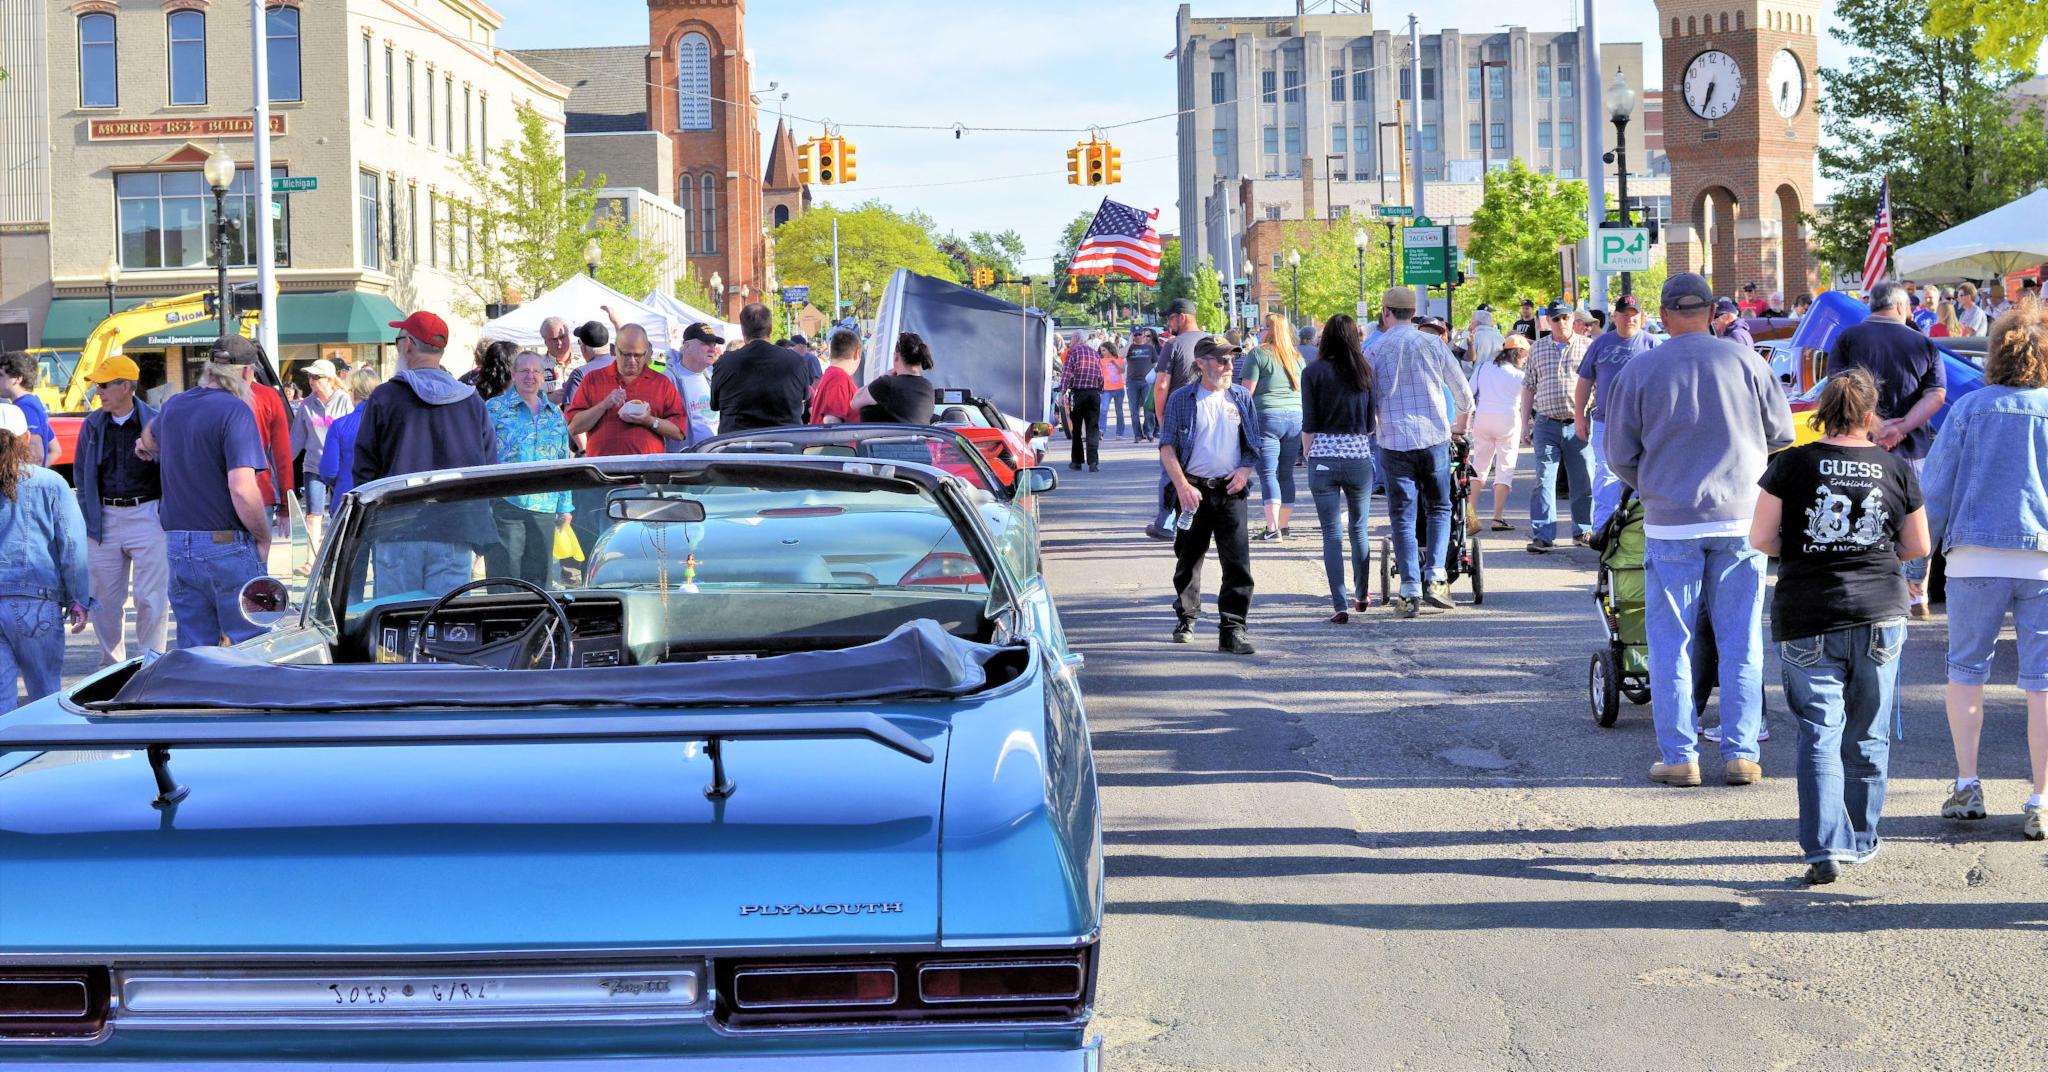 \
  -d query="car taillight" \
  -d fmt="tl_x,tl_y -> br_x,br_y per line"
901,553 -> 985,587
715,949 -> 1091,1030
918,959 -> 1084,1003
0,969 -> 109,1040
731,965 -> 896,1009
